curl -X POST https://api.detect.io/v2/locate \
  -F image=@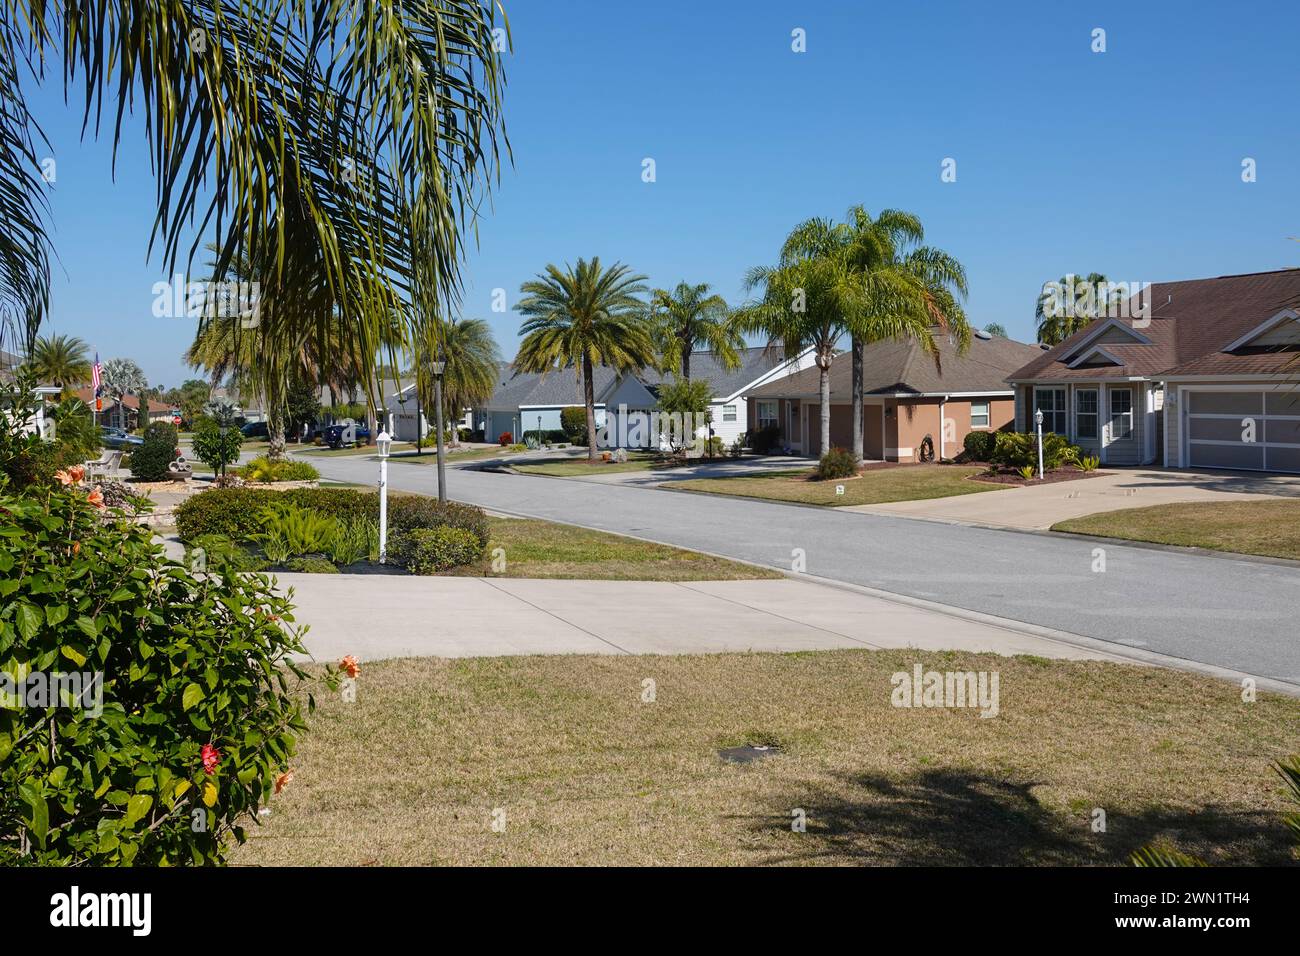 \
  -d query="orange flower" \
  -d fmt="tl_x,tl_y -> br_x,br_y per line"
339,655 -> 360,678
274,769 -> 294,794
54,469 -> 75,486
86,488 -> 105,509
68,465 -> 85,482
71,541 -> 81,555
